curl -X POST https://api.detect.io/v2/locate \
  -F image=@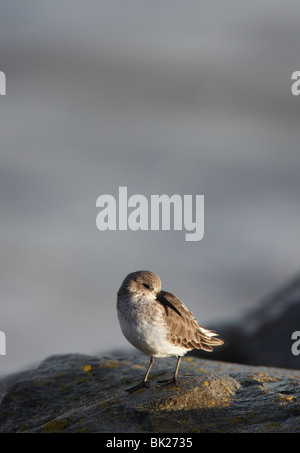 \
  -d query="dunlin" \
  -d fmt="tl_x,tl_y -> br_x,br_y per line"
117,270 -> 224,392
